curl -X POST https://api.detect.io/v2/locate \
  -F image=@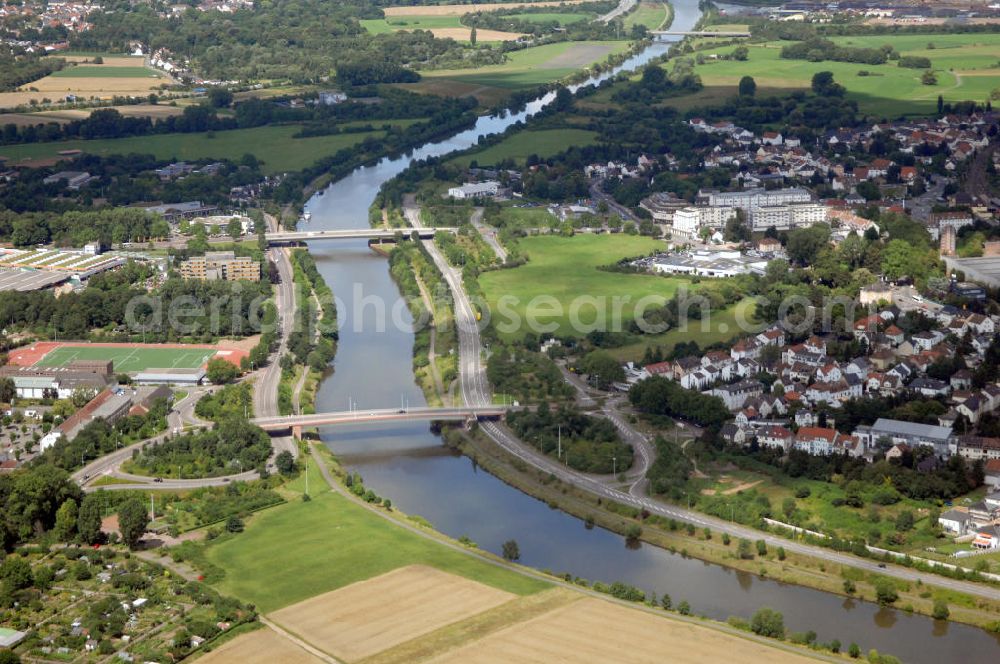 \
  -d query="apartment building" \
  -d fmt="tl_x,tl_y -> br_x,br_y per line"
178,251 -> 260,281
